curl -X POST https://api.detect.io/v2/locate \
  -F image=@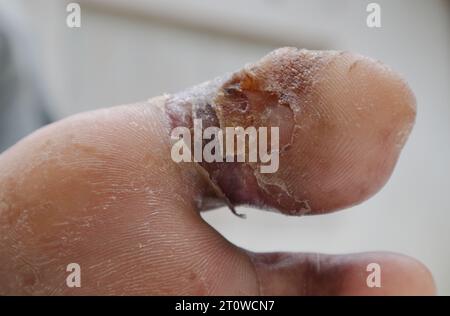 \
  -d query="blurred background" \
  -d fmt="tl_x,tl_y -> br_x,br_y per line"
0,0 -> 449,294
